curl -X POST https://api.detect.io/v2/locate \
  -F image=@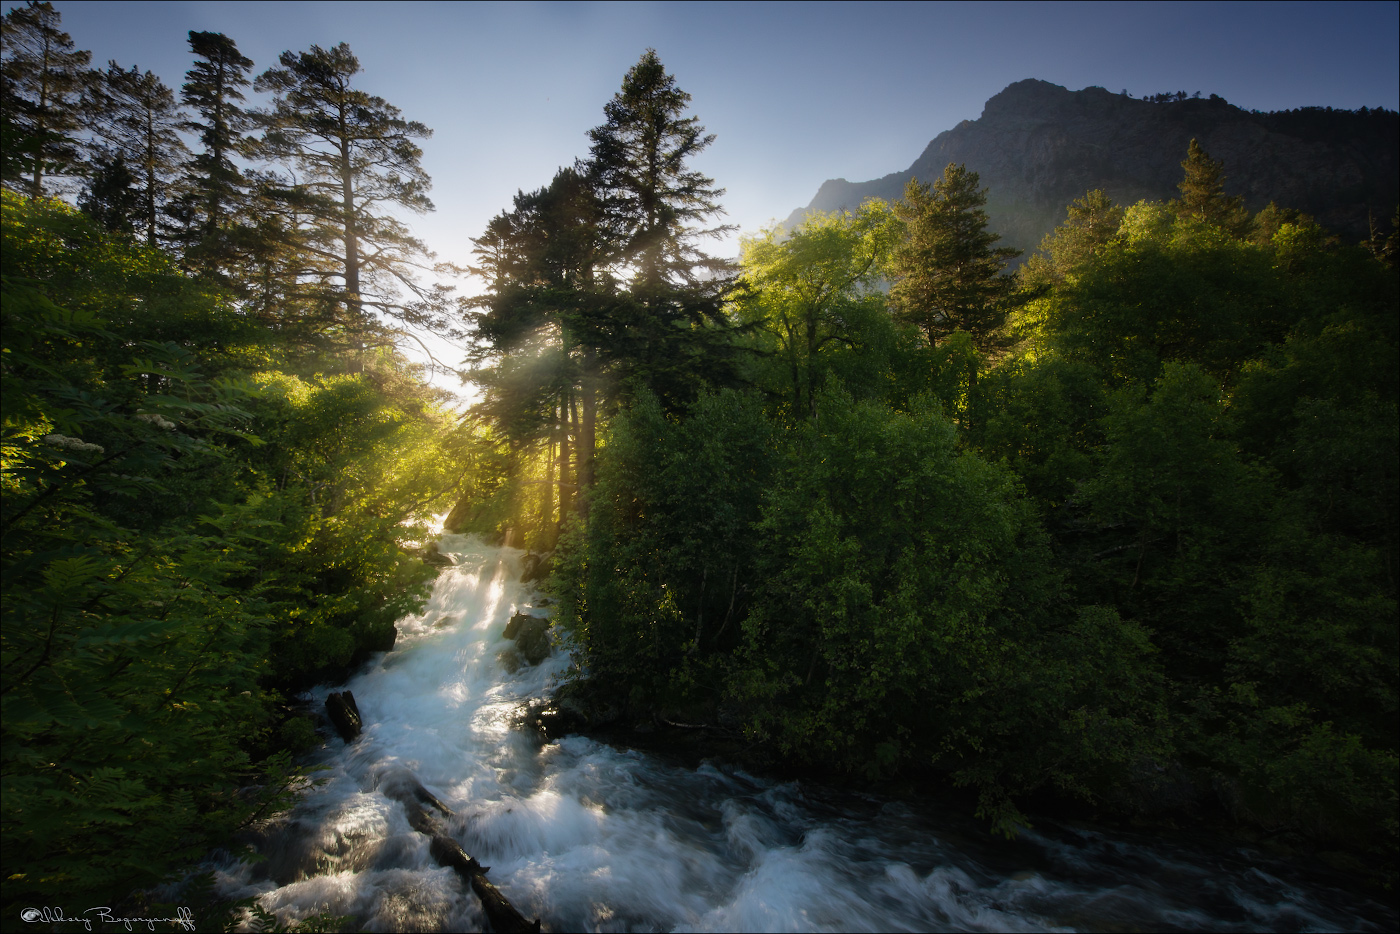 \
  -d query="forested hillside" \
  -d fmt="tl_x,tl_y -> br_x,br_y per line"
2,0 -> 1396,919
